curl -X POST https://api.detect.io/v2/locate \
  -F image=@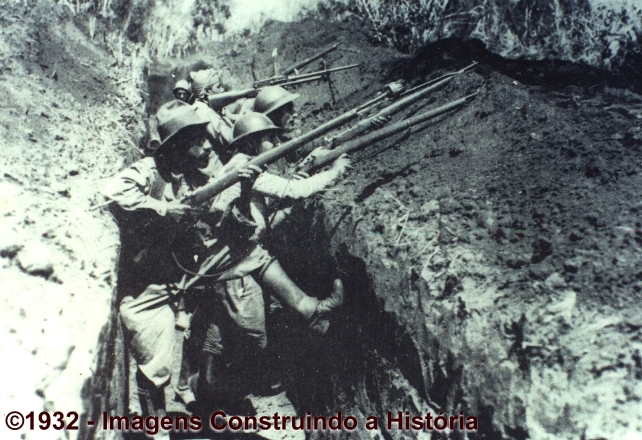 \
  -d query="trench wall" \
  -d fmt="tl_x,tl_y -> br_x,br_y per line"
0,2 -> 147,439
